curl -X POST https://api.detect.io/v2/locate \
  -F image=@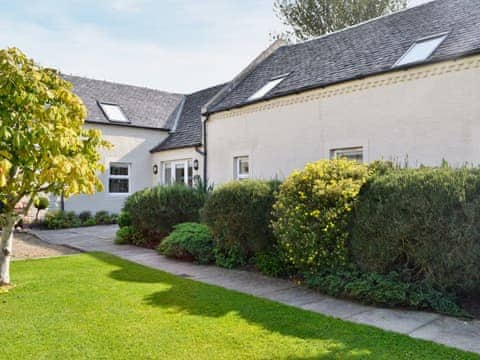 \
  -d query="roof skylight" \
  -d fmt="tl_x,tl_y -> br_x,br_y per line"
394,34 -> 447,67
248,74 -> 289,101
99,102 -> 129,123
